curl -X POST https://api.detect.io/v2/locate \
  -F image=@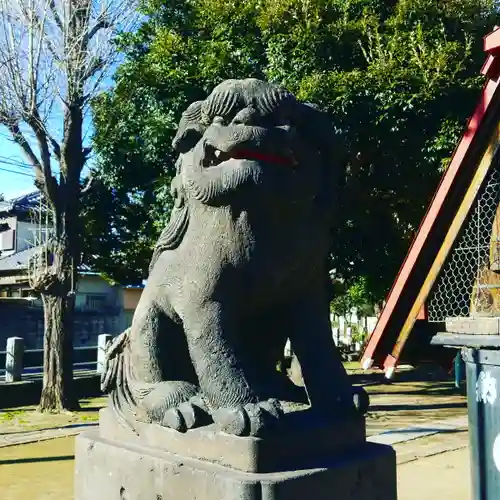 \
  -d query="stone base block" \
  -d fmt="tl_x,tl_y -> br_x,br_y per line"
98,407 -> 367,473
75,430 -> 397,500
